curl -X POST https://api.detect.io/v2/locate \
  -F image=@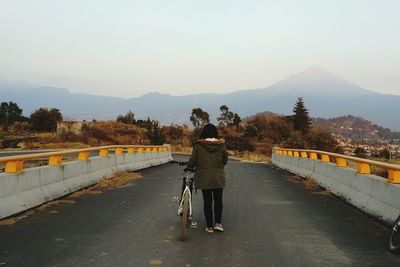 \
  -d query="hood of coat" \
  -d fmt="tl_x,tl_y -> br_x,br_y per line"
197,138 -> 225,153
